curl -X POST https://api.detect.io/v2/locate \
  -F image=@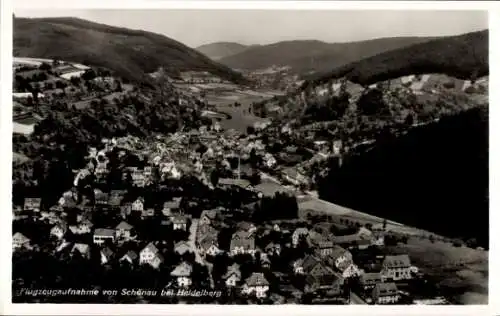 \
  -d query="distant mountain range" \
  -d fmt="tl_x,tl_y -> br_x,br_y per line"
195,42 -> 255,61
13,17 -> 248,85
215,37 -> 438,74
305,30 -> 488,86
